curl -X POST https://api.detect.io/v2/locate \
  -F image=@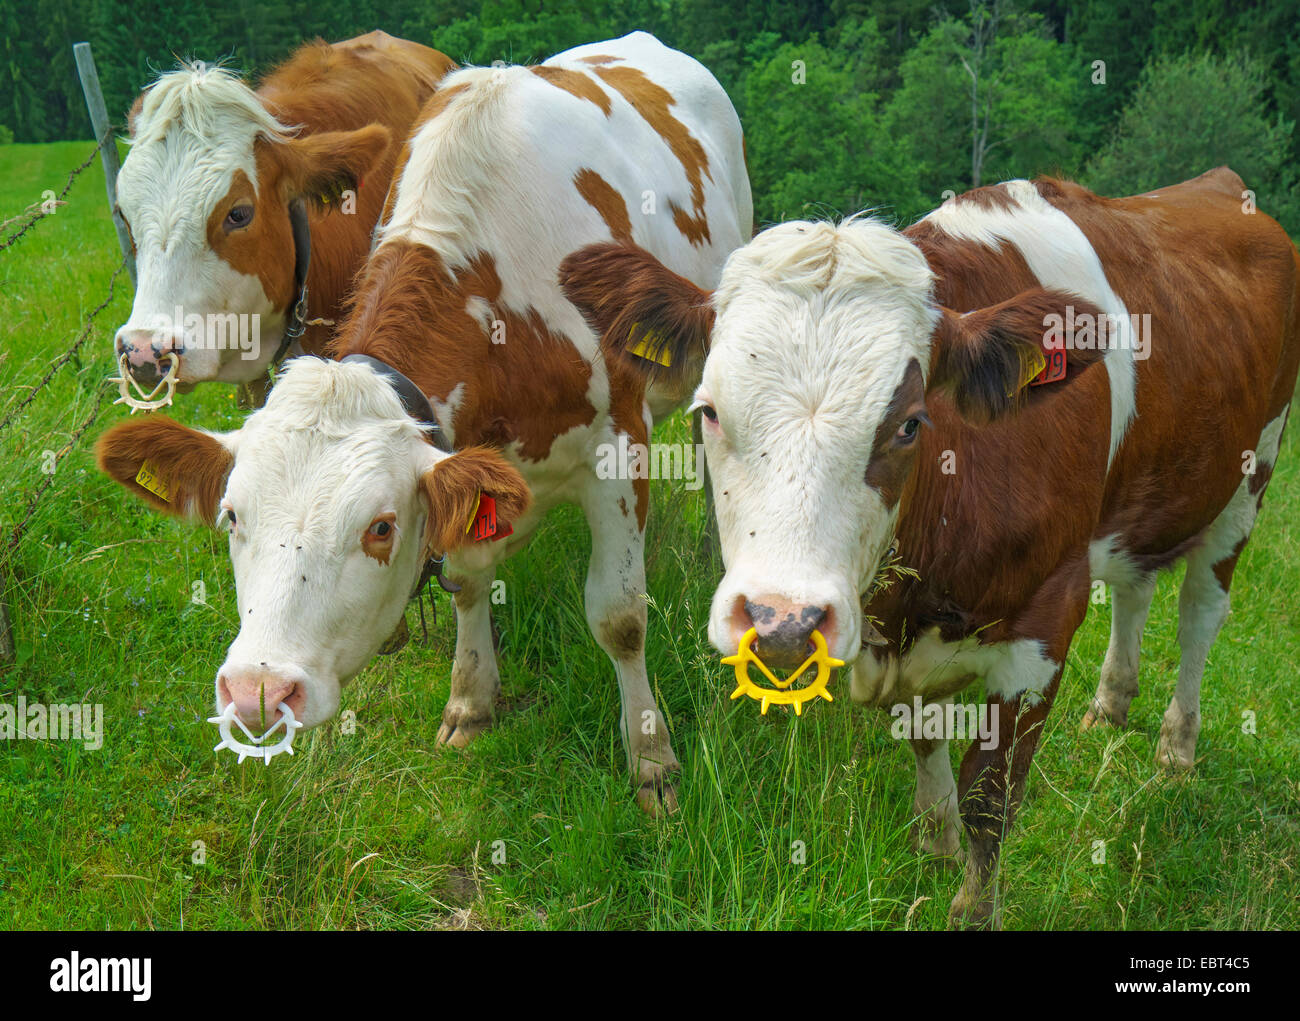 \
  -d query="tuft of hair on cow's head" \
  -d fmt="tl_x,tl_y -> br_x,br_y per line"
930,287 -> 1107,423
420,445 -> 532,555
558,241 -> 715,390
95,415 -> 235,523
